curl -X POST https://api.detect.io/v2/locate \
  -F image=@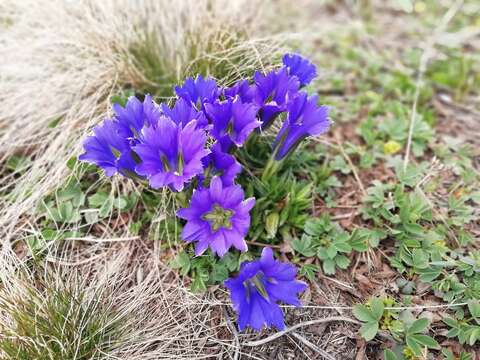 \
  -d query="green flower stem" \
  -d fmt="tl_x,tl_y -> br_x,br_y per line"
261,153 -> 284,183
175,191 -> 189,208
